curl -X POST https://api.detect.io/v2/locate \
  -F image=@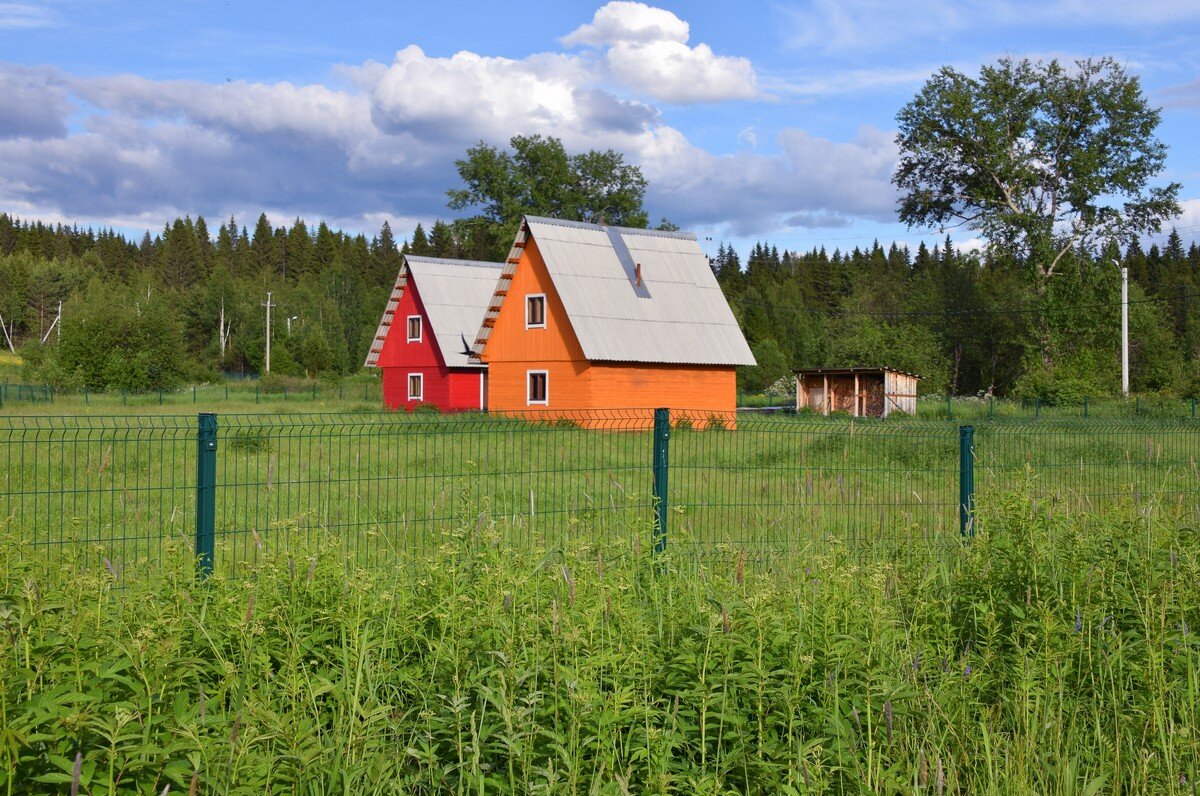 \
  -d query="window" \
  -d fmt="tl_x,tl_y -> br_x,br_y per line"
526,294 -> 546,329
527,370 -> 548,405
406,315 -> 422,342
407,373 -> 423,401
